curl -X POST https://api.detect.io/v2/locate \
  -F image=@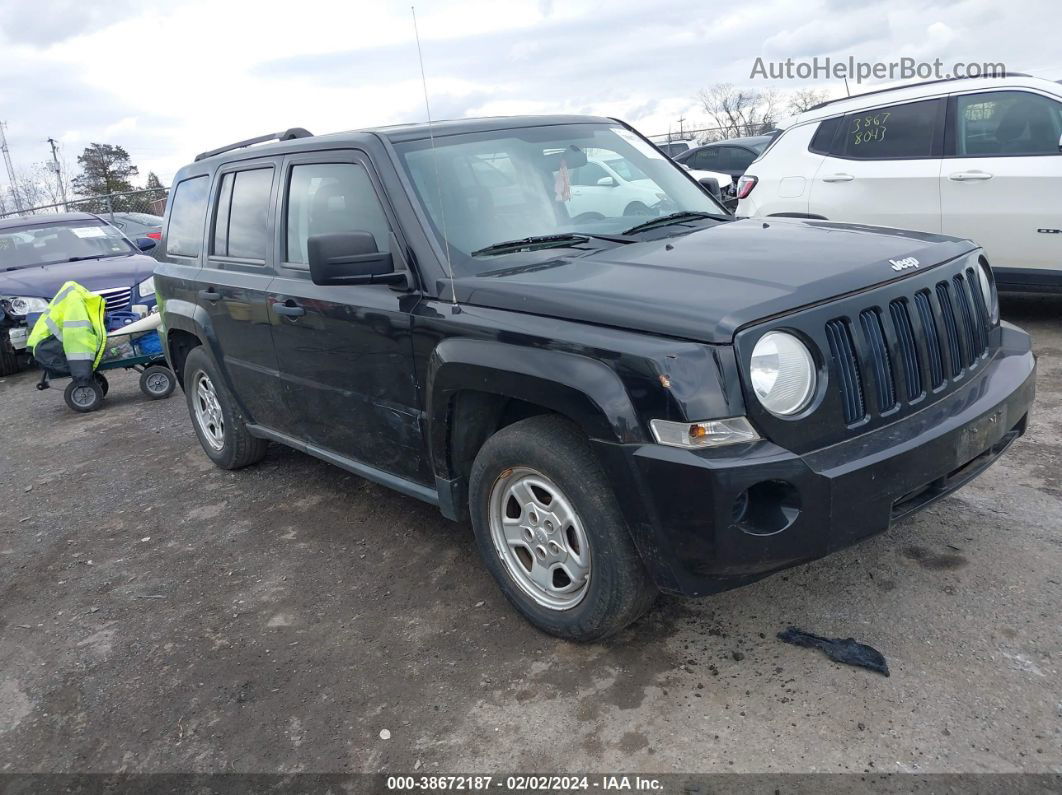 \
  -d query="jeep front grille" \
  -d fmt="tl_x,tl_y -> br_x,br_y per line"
827,267 -> 992,425
93,286 -> 133,312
